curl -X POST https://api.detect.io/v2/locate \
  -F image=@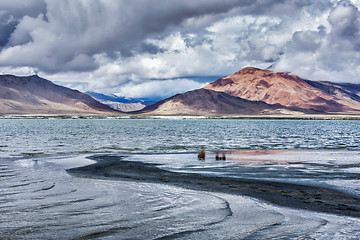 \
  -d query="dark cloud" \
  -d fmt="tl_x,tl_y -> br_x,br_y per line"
2,0 -> 253,72
139,42 -> 165,55
0,13 -> 17,47
328,0 -> 360,51
0,0 -> 332,73
287,26 -> 326,52
0,0 -> 46,48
